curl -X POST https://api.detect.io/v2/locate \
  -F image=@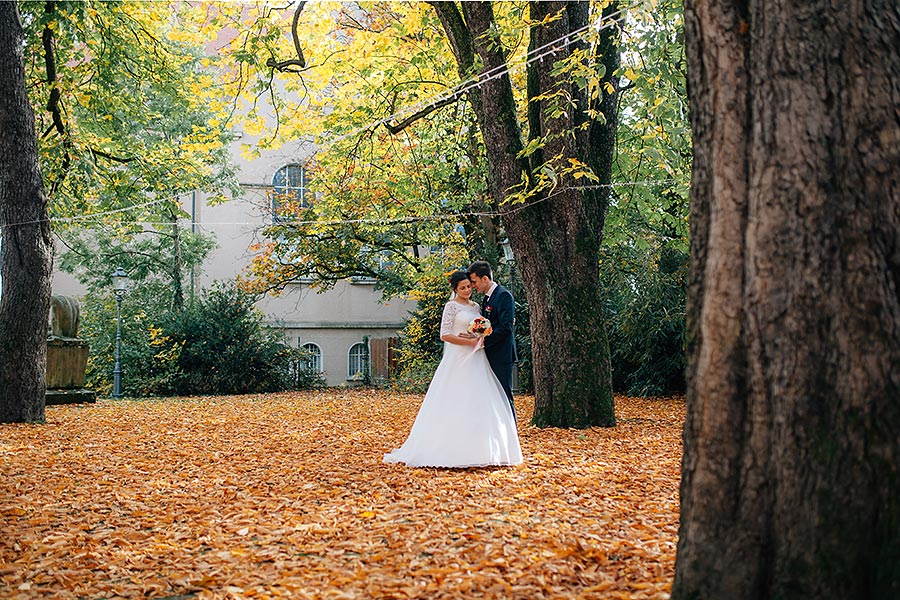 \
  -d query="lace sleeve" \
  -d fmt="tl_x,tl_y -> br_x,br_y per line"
440,302 -> 457,338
